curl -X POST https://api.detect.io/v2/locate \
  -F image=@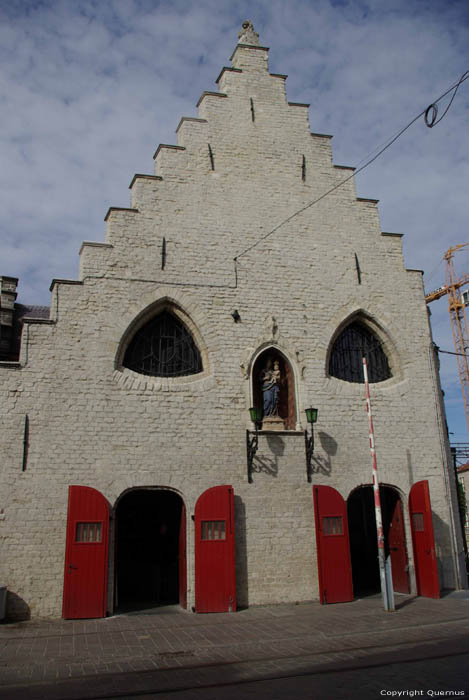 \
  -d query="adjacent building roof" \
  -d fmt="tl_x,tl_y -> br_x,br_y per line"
1,303 -> 51,361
